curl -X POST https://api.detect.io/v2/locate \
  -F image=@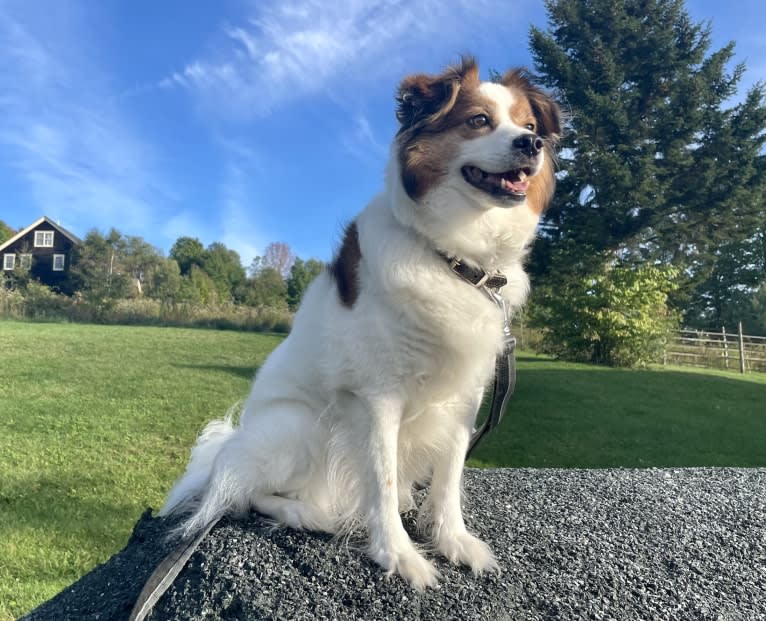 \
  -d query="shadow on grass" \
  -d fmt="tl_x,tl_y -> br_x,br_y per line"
173,364 -> 260,380
2,473 -> 145,543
